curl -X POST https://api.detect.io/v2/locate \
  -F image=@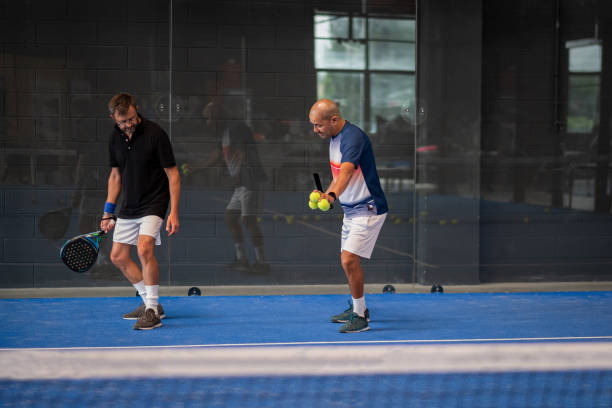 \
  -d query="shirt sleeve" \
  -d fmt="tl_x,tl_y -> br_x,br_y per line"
157,130 -> 177,168
340,130 -> 366,167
